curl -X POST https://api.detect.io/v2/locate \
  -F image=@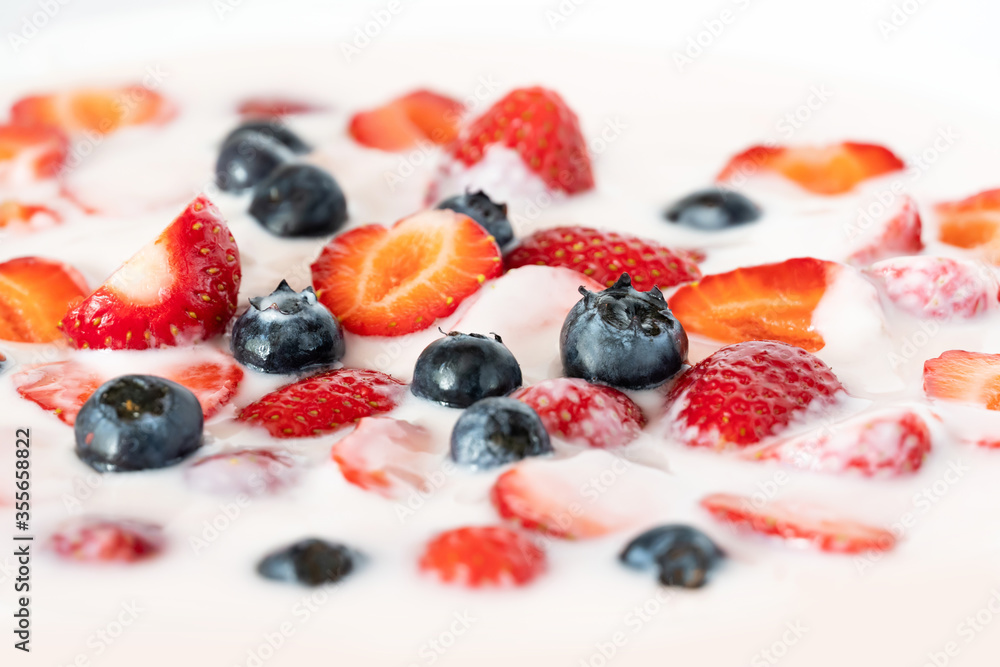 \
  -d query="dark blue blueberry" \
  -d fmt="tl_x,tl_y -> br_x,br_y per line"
411,331 -> 522,408
74,375 -> 203,473
436,190 -> 514,247
620,524 -> 724,588
231,280 -> 345,374
223,120 -> 311,155
450,397 -> 551,470
560,273 -> 687,390
257,538 -> 359,586
249,163 -> 348,237
664,187 -> 761,230
215,132 -> 291,193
